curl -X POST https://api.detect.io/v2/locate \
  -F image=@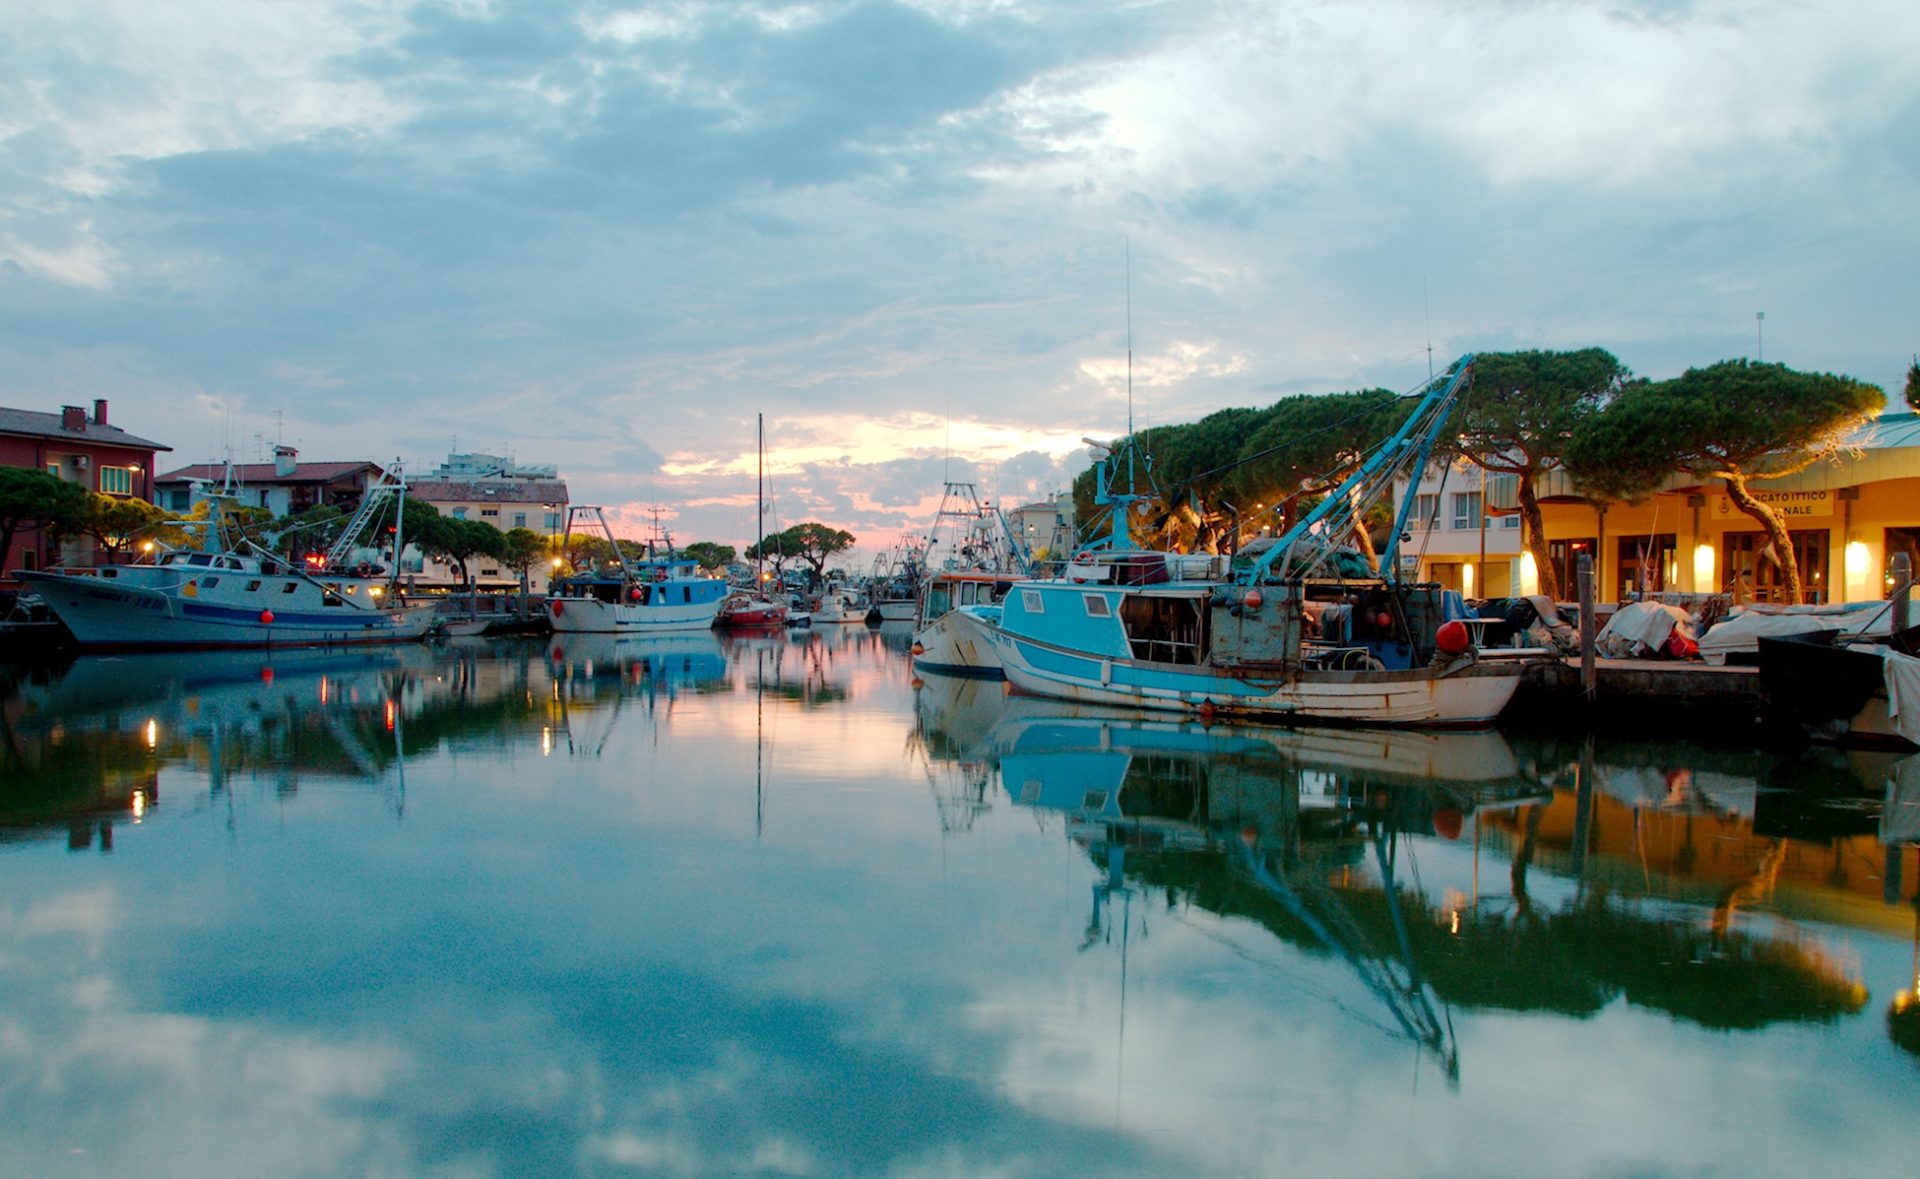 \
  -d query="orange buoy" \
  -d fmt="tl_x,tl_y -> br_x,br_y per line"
1435,619 -> 1471,655
910,642 -> 924,655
